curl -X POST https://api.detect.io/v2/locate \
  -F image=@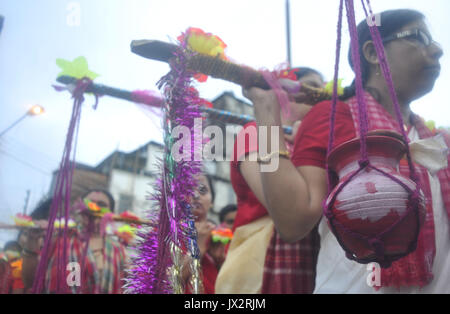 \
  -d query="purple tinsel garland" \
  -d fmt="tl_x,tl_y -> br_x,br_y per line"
126,34 -> 204,294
